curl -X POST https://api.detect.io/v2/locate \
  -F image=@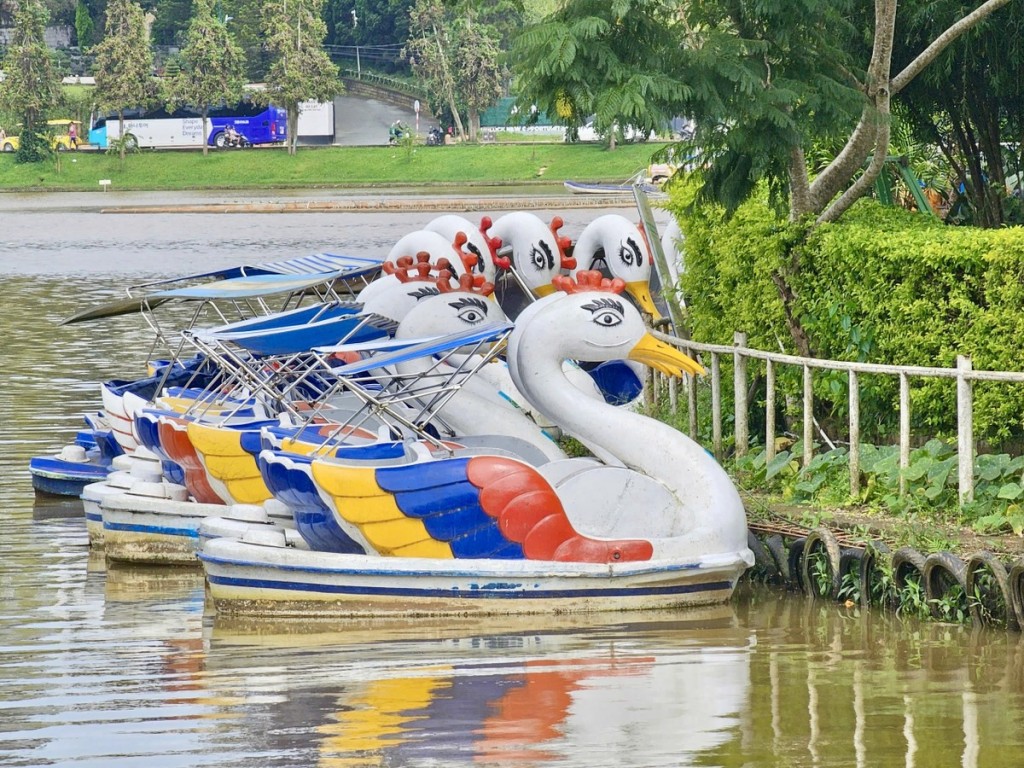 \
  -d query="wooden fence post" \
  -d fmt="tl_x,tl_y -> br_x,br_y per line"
765,359 -> 776,464
958,355 -> 974,504
712,353 -> 722,459
687,373 -> 698,439
849,369 -> 860,498
803,365 -> 813,468
734,332 -> 748,458
899,373 -> 910,497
